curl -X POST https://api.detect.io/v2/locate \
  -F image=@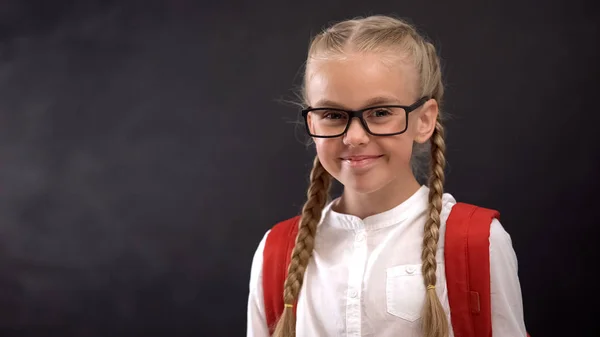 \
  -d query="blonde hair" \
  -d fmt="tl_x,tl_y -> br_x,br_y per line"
274,15 -> 448,337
